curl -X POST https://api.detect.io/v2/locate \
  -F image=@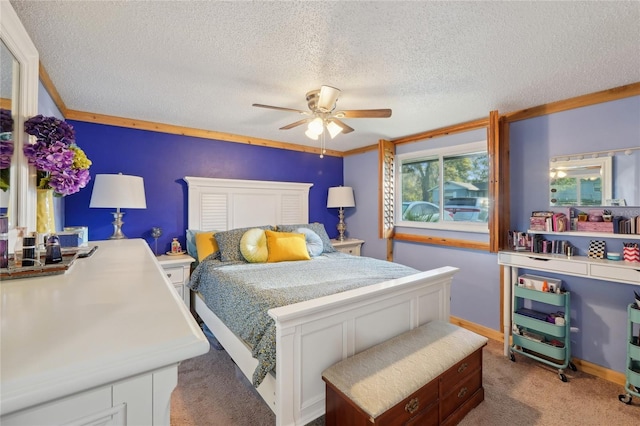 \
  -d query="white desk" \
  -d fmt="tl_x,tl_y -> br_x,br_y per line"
1,239 -> 209,425
498,250 -> 640,357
